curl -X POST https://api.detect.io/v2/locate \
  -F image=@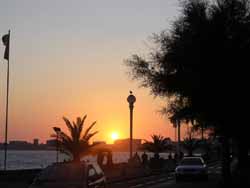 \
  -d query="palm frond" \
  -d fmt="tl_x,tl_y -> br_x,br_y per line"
82,121 -> 96,139
141,134 -> 172,153
84,131 -> 99,141
52,115 -> 99,162
63,116 -> 74,135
